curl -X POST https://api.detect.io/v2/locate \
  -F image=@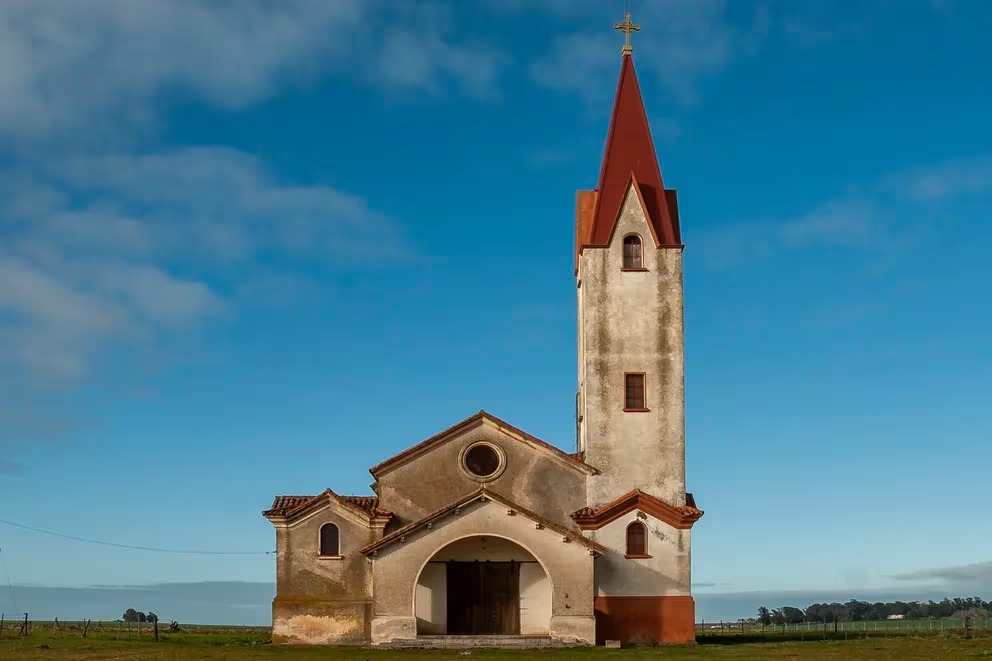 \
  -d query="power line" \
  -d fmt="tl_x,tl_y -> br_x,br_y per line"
0,518 -> 274,556
0,546 -> 16,612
